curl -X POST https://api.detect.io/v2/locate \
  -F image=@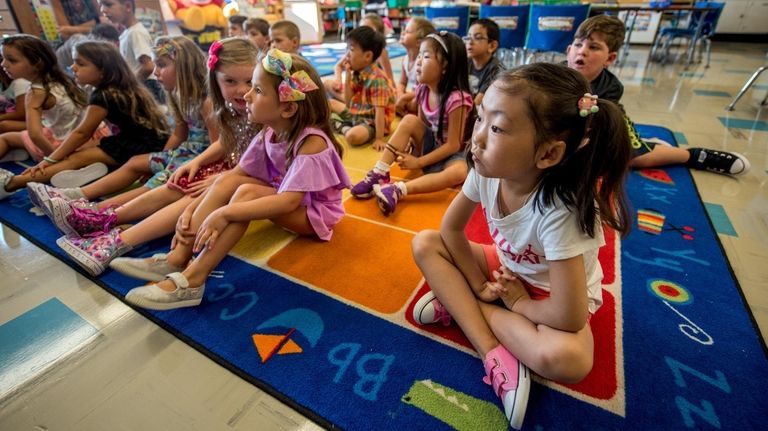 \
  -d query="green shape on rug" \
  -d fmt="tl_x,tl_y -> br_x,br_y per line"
402,379 -> 508,430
